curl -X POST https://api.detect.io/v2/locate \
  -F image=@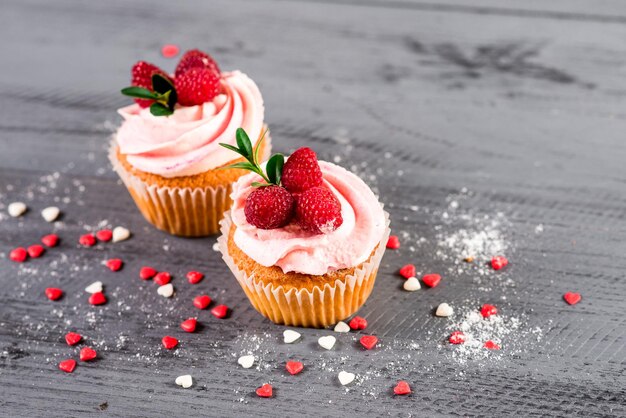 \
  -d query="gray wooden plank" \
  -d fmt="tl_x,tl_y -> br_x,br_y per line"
0,0 -> 625,417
